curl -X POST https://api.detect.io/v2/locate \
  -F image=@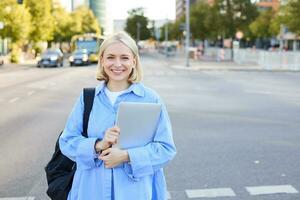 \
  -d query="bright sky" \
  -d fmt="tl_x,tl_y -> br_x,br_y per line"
60,0 -> 175,20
